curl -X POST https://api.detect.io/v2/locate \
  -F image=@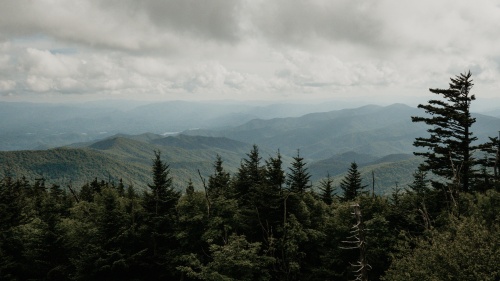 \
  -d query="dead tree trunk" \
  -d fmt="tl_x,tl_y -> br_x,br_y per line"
341,203 -> 370,281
